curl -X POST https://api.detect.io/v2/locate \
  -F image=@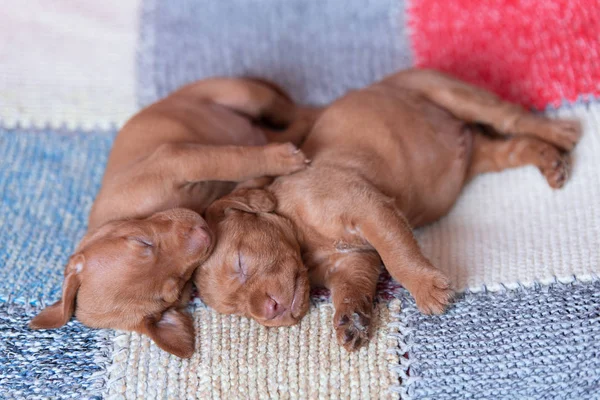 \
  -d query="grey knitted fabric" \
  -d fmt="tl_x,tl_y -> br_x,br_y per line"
137,0 -> 413,107
0,303 -> 113,399
397,281 -> 600,399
